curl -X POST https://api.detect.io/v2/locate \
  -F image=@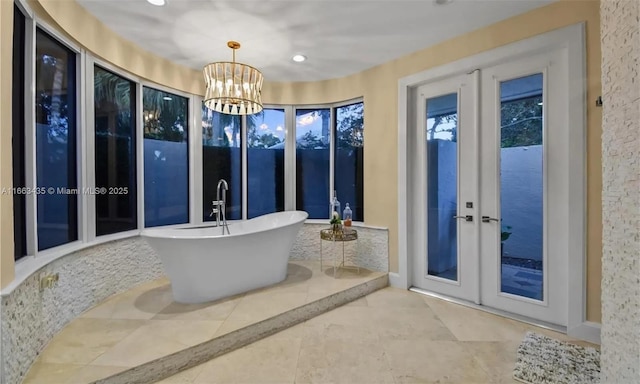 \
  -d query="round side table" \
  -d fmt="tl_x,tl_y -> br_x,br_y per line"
320,227 -> 359,277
